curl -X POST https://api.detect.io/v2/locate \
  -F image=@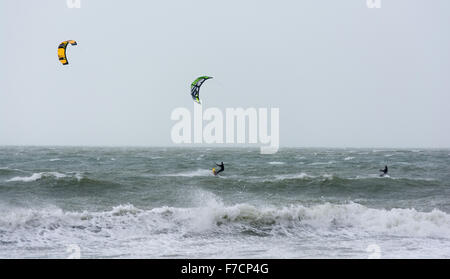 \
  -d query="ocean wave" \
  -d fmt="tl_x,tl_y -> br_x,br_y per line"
158,169 -> 212,177
6,172 -> 84,183
263,172 -> 436,183
237,172 -> 442,192
261,173 -> 333,182
272,173 -> 312,181
0,167 -> 27,175
309,161 -> 335,166
350,175 -> 437,182
1,201 -> 449,241
0,167 -> 27,172
6,172 -> 67,182
268,162 -> 285,165
344,157 -> 354,161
